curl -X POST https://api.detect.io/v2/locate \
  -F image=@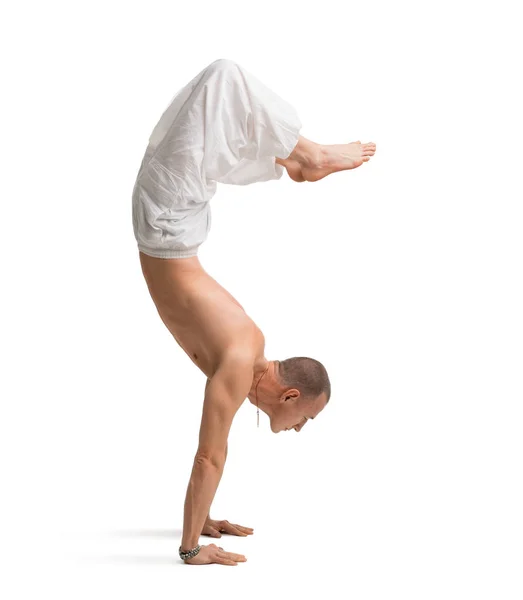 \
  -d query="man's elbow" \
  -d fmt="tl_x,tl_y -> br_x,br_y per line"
194,451 -> 226,471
